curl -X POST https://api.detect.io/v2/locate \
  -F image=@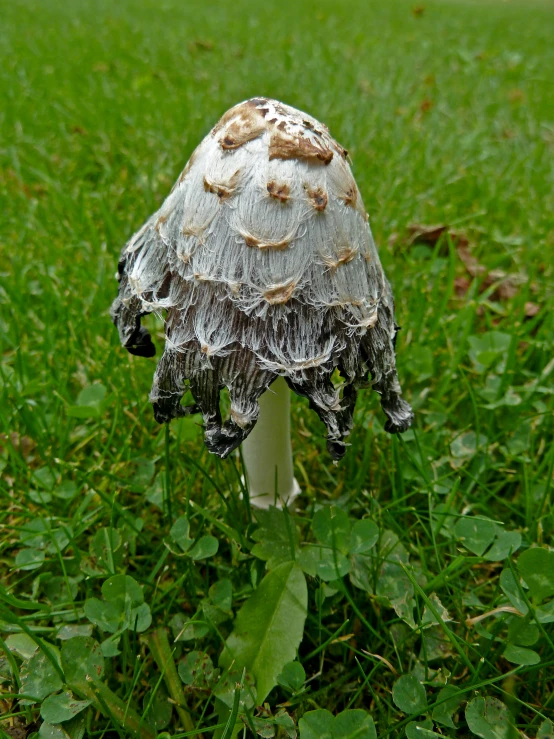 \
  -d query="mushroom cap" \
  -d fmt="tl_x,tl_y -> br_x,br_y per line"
111,97 -> 413,459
